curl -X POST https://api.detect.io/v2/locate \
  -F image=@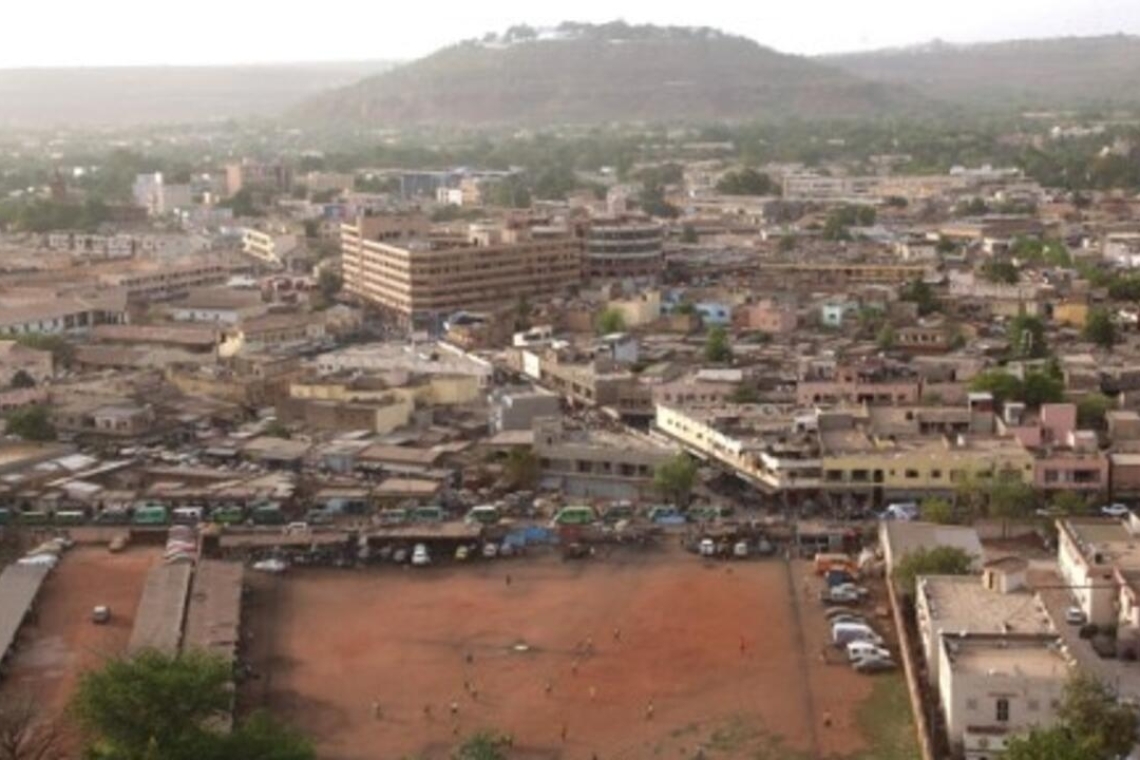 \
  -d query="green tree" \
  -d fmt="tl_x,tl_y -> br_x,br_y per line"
876,325 -> 896,350
503,448 -> 540,490
72,650 -> 313,760
1083,308 -> 1117,350
1050,490 -> 1091,516
595,308 -> 626,335
919,497 -> 955,525
1055,672 -> 1139,760
900,279 -> 938,316
4,405 -> 55,442
982,258 -> 1020,285
1077,393 -> 1113,430
892,545 -> 974,594
9,370 -> 36,389
714,168 -> 776,196
1004,728 -> 1086,760
704,326 -> 733,363
988,479 -> 1037,520
654,454 -> 698,508
1021,370 -> 1064,407
1009,314 -> 1049,359
453,731 -> 510,760
969,370 -> 1023,405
